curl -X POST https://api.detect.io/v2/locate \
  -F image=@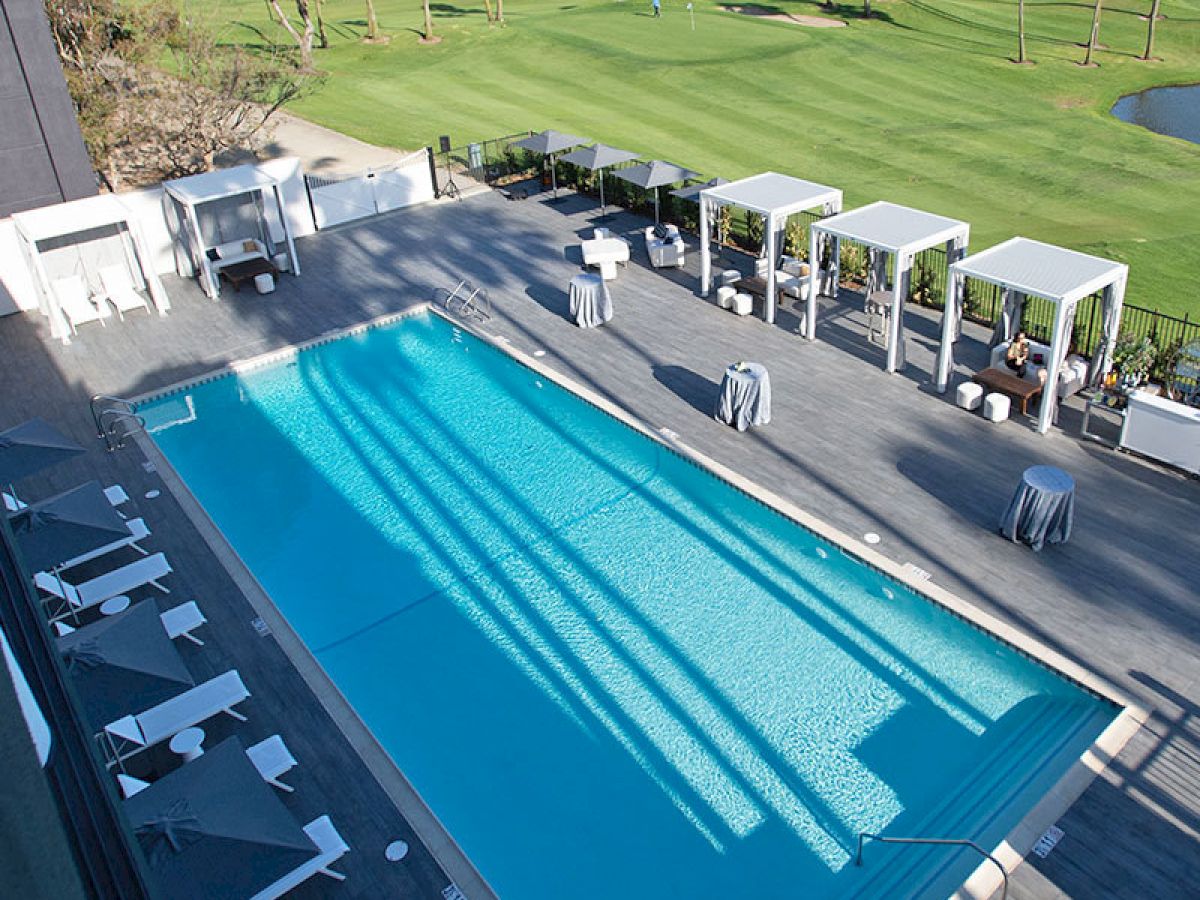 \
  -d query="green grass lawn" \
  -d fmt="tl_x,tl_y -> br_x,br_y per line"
210,0 -> 1200,316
